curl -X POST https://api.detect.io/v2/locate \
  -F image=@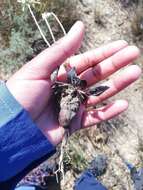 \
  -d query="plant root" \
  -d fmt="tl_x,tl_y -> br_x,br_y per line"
55,129 -> 70,183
